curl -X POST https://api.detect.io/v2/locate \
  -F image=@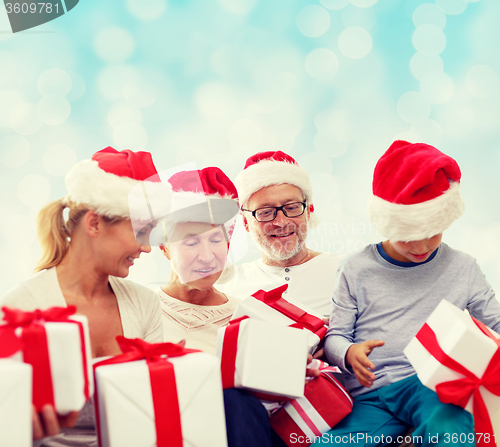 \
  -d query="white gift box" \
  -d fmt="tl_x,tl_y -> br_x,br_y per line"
404,299 -> 500,436
19,314 -> 94,414
217,318 -> 309,399
231,293 -> 325,354
94,351 -> 228,447
0,359 -> 32,447
2,310 -> 94,415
